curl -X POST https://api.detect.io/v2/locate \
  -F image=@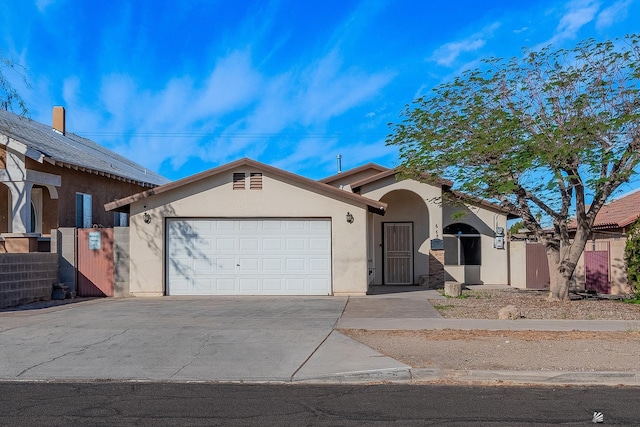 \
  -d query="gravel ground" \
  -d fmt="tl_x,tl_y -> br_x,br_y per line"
341,289 -> 640,372
341,329 -> 640,371
429,288 -> 640,320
